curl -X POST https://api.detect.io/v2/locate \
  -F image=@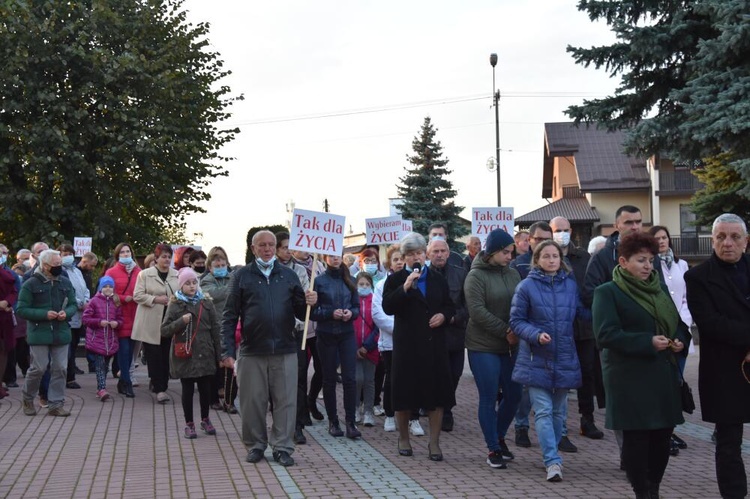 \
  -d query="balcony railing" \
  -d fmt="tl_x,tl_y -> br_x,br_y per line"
562,185 -> 584,198
658,170 -> 704,193
671,235 -> 712,257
